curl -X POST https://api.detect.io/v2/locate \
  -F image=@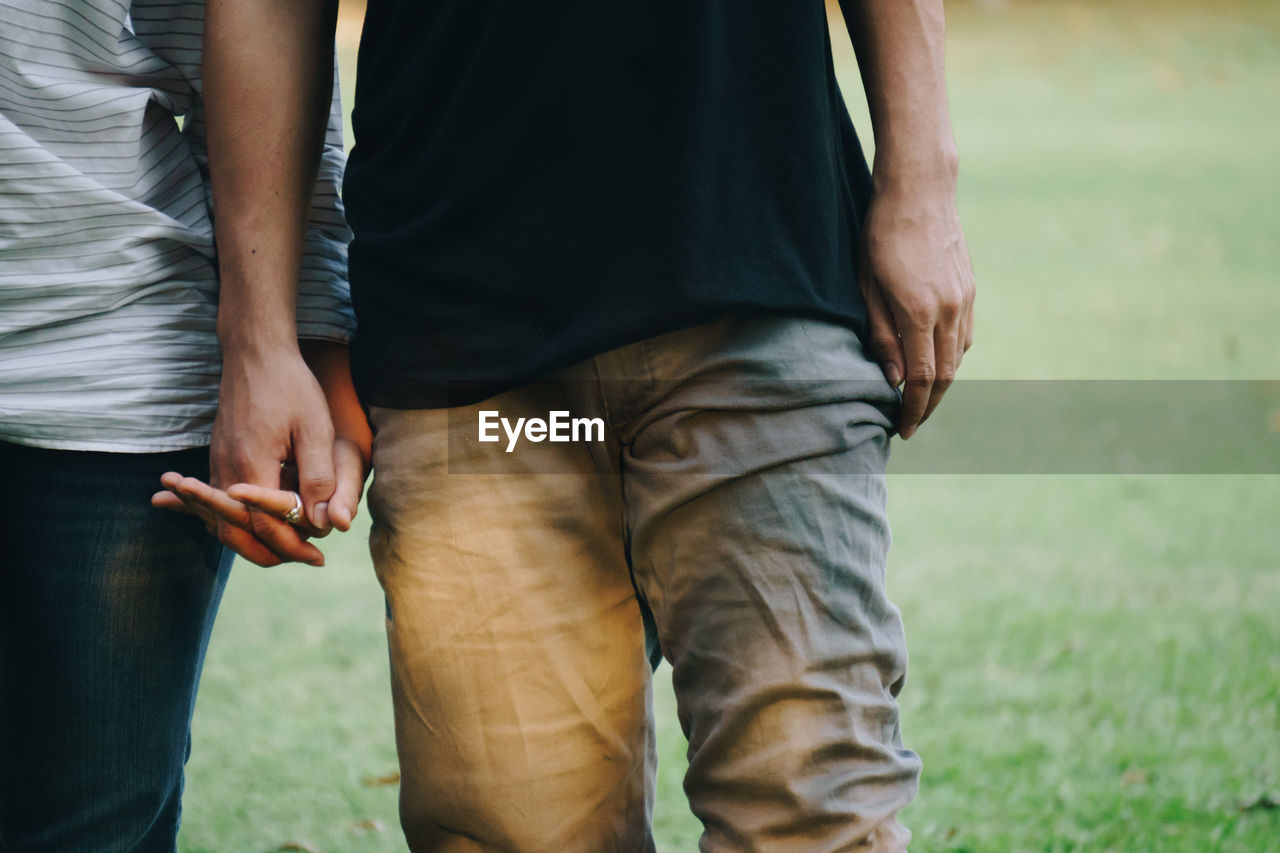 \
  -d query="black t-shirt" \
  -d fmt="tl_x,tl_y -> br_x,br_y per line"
345,1 -> 873,408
